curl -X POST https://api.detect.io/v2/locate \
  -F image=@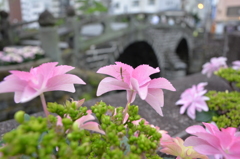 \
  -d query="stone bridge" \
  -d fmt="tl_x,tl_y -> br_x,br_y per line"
2,11 -> 198,79
59,11 -> 196,79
